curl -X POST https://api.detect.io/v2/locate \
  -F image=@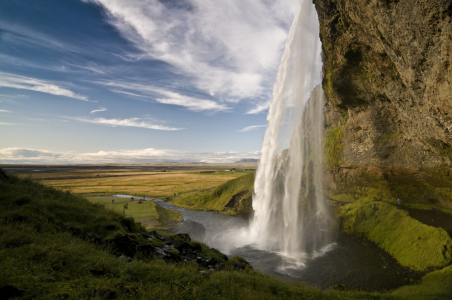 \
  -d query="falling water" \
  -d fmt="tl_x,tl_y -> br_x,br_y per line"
249,0 -> 331,265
